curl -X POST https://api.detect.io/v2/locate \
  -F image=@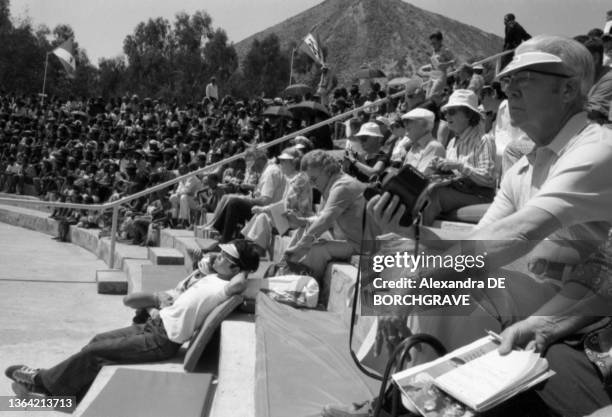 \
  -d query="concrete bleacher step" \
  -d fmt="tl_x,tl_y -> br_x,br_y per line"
160,228 -> 195,249
96,269 -> 128,295
0,203 -> 59,236
126,261 -> 188,294
148,247 -> 185,265
210,314 -> 255,417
